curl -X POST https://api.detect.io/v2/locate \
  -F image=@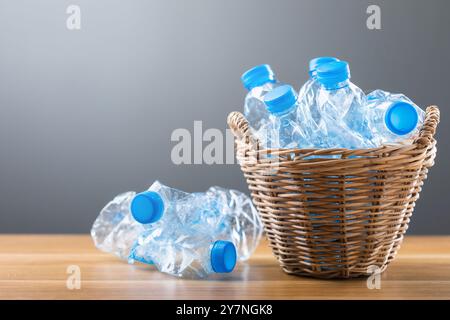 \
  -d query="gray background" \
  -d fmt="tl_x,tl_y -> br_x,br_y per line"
0,0 -> 448,234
